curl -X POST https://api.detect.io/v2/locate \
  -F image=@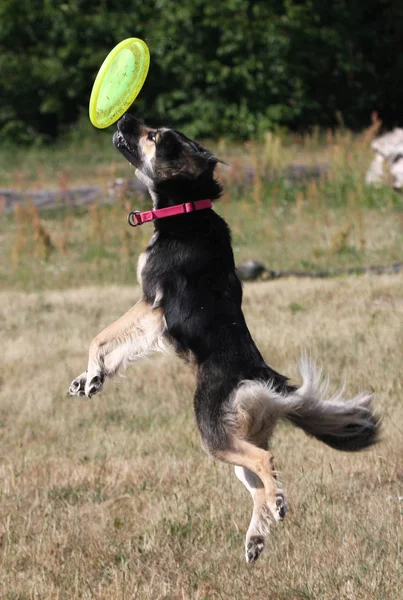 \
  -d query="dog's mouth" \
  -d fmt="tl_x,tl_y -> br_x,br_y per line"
113,130 -> 140,167
113,130 -> 132,152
